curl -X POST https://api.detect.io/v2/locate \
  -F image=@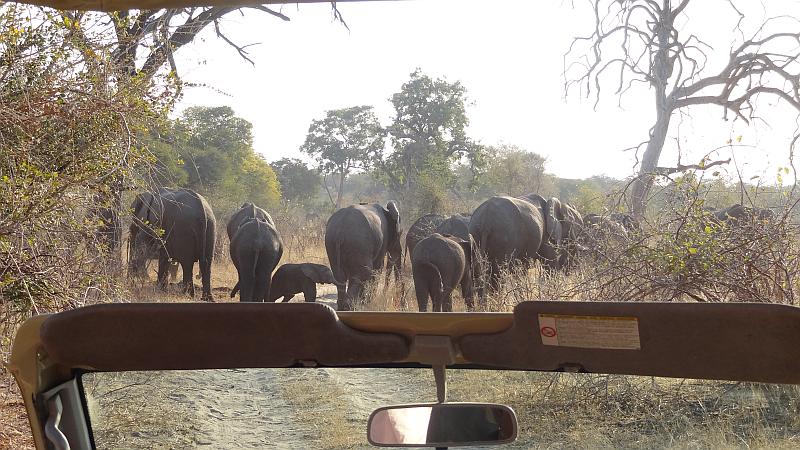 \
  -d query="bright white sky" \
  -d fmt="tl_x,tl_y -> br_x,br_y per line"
175,0 -> 800,183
